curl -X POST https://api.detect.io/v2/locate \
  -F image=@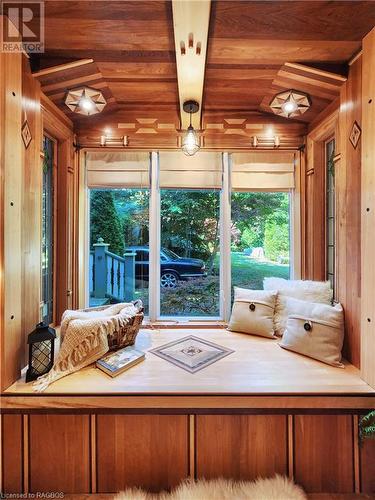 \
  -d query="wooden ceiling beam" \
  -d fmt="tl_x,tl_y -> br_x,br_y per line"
32,58 -> 94,78
172,0 -> 211,129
